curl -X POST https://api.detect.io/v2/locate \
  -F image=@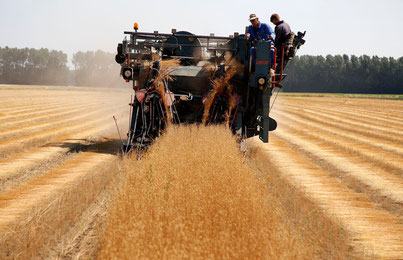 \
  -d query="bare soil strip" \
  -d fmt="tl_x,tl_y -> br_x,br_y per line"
257,137 -> 403,259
